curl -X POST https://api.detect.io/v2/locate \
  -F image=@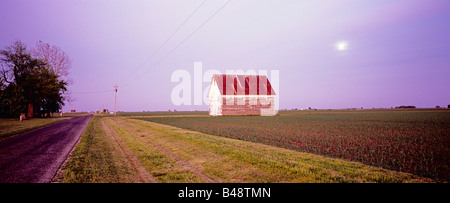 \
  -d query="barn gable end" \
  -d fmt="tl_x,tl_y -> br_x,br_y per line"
208,74 -> 276,116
